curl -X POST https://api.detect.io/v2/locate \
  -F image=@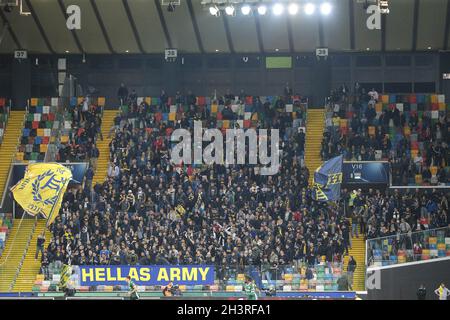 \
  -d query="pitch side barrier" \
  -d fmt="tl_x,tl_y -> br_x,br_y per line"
0,291 -> 357,300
